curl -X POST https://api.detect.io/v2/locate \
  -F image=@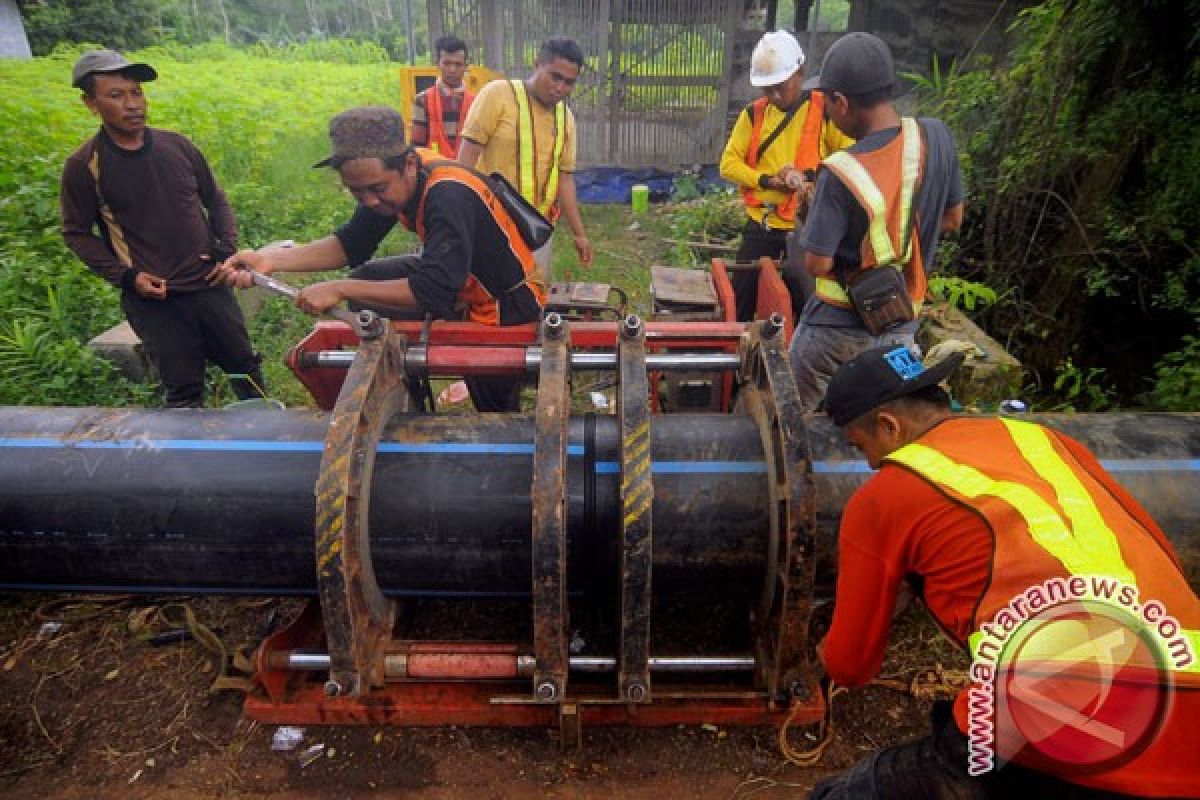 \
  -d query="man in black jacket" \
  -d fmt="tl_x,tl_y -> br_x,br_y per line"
61,49 -> 263,408
211,106 -> 545,412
